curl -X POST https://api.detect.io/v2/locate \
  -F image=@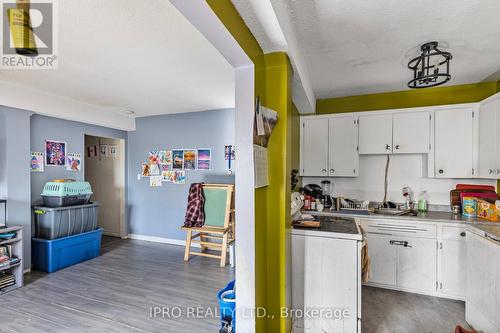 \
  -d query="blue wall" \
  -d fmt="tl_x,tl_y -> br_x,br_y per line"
127,109 -> 235,240
30,115 -> 127,205
0,107 -> 33,270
